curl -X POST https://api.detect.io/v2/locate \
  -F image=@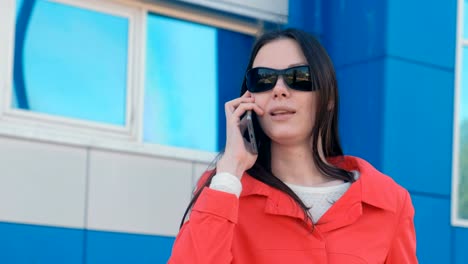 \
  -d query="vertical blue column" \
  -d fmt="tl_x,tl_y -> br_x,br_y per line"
383,0 -> 456,196
383,0 -> 457,262
216,29 -> 254,150
320,0 -> 387,169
